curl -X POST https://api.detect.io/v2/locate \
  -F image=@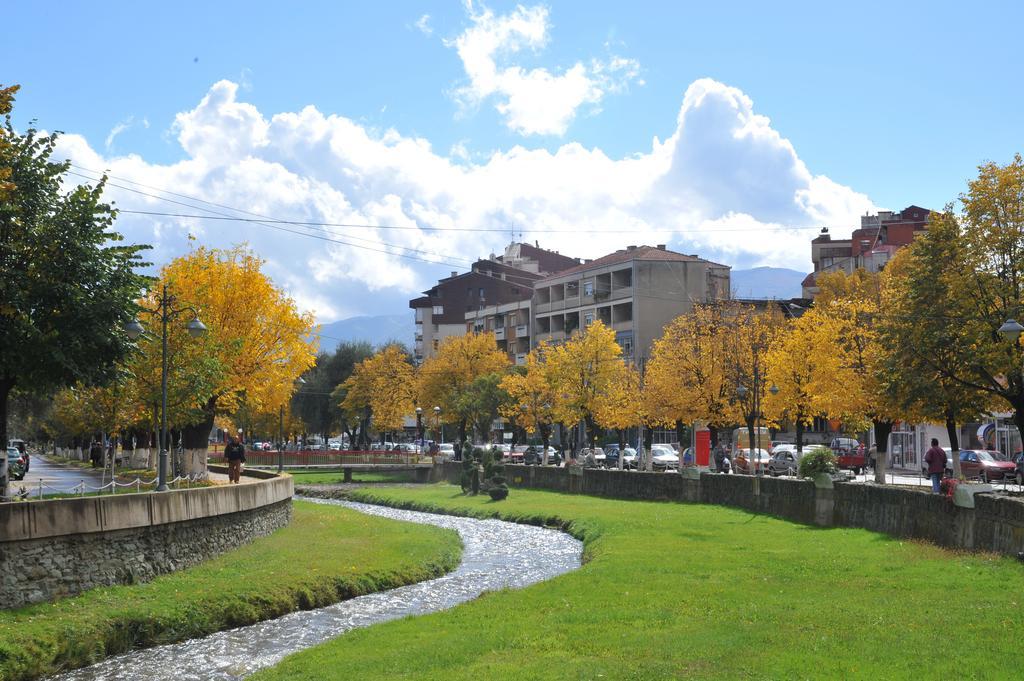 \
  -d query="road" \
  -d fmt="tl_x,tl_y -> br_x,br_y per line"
14,454 -> 109,498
